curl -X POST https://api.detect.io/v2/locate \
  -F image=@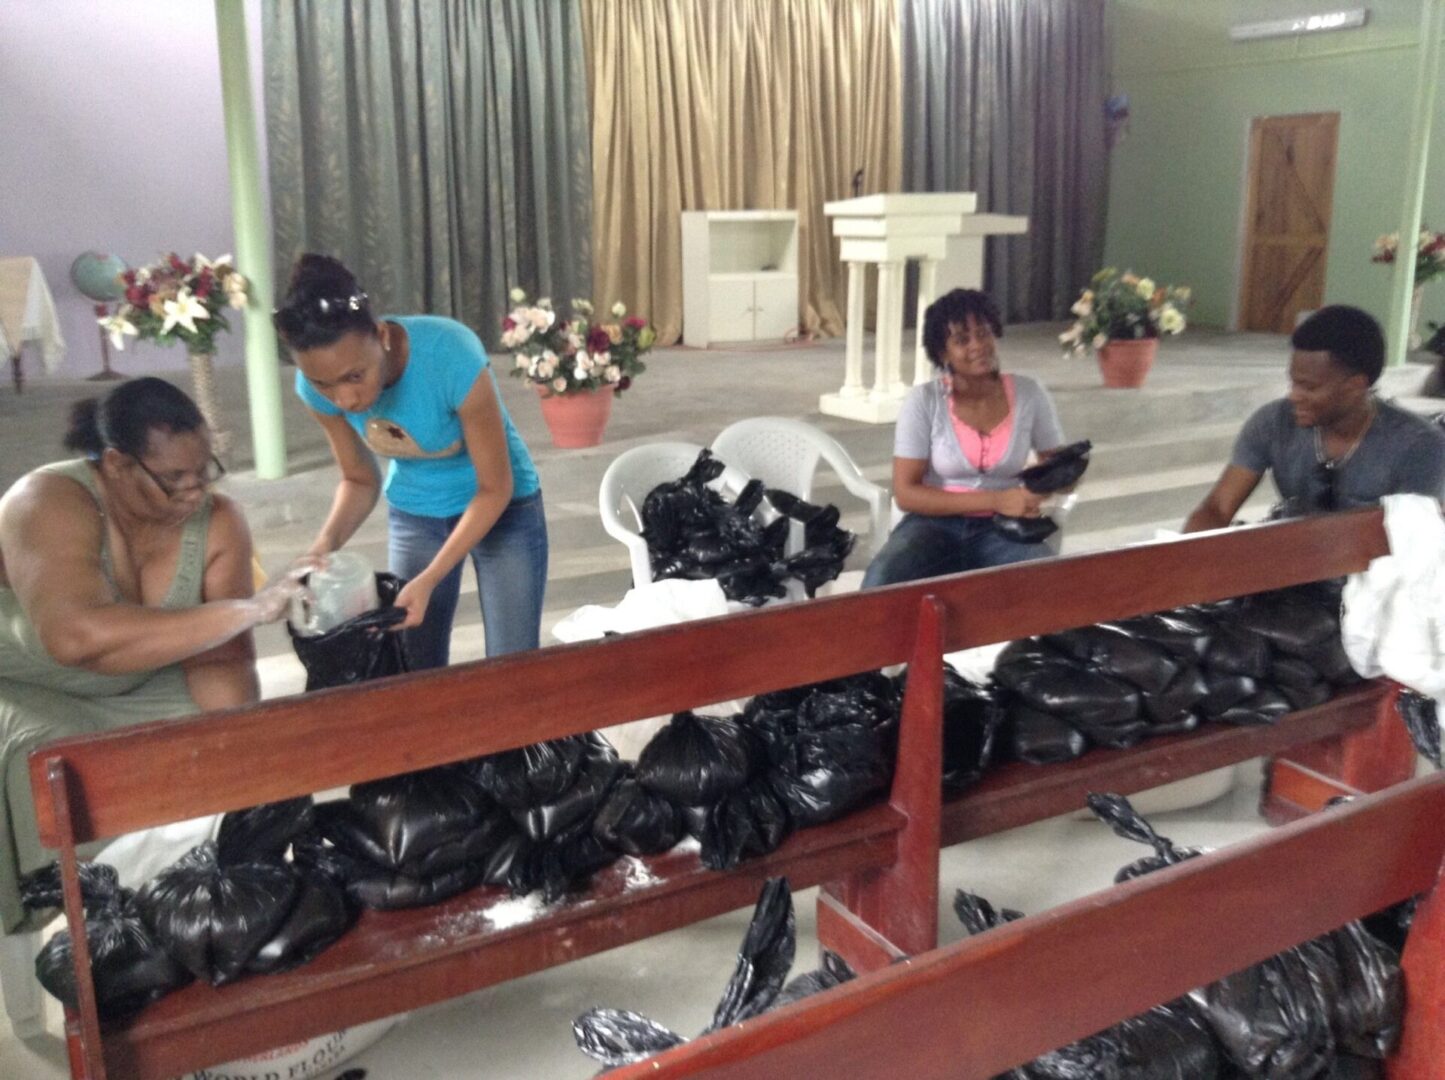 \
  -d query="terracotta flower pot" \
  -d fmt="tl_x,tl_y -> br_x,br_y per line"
1096,338 -> 1159,389
535,385 -> 614,448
